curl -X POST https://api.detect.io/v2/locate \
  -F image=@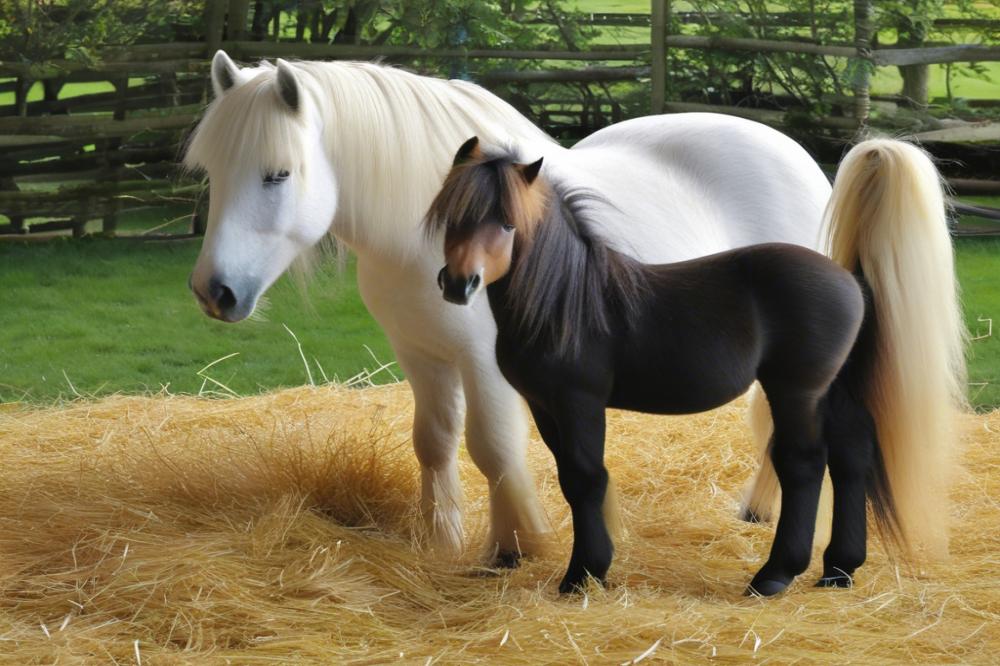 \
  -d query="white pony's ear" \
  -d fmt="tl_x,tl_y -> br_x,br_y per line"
275,59 -> 300,112
211,50 -> 241,98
